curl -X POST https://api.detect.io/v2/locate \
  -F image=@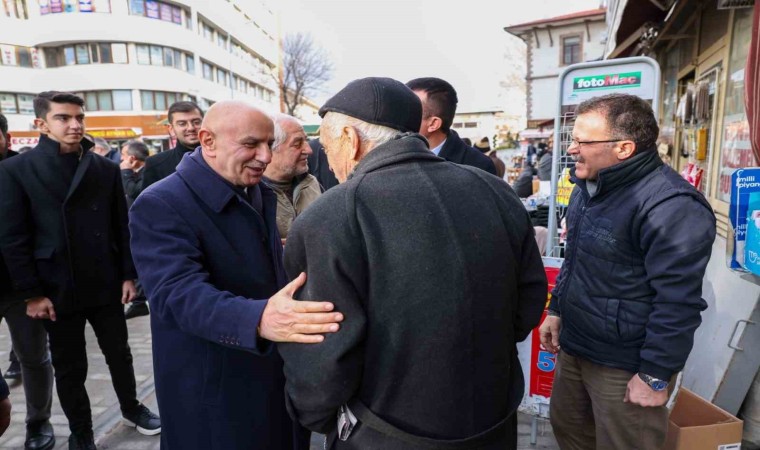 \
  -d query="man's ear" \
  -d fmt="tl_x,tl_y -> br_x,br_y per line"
426,116 -> 442,134
344,125 -> 361,162
34,118 -> 48,134
616,140 -> 636,160
198,128 -> 215,155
